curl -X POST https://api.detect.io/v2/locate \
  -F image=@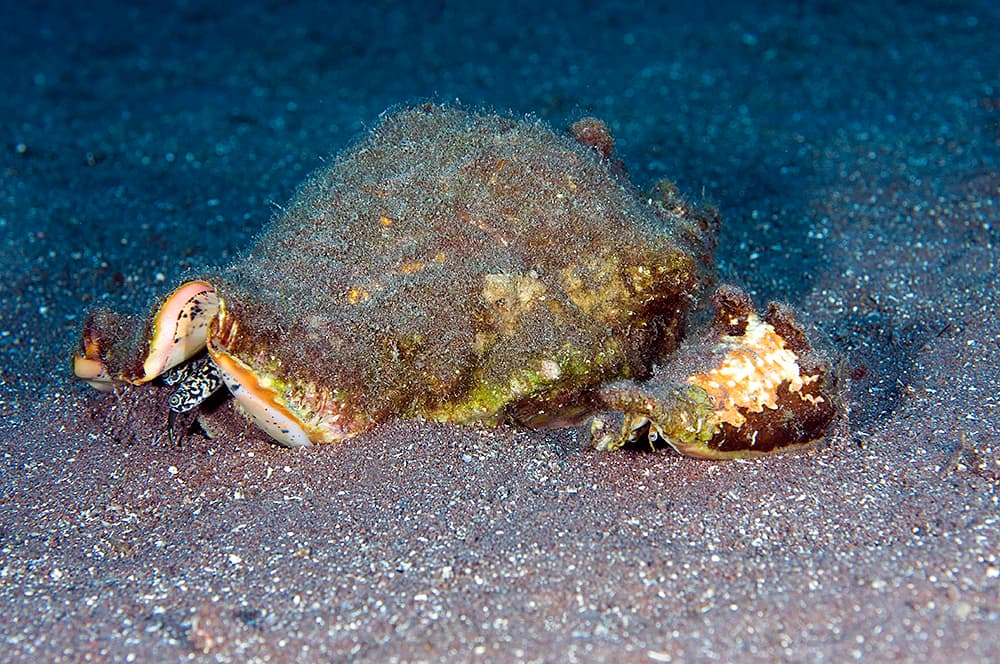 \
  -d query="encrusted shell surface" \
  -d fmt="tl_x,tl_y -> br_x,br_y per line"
74,106 -> 841,456
76,105 -> 715,446
197,106 -> 710,439
591,285 -> 842,459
